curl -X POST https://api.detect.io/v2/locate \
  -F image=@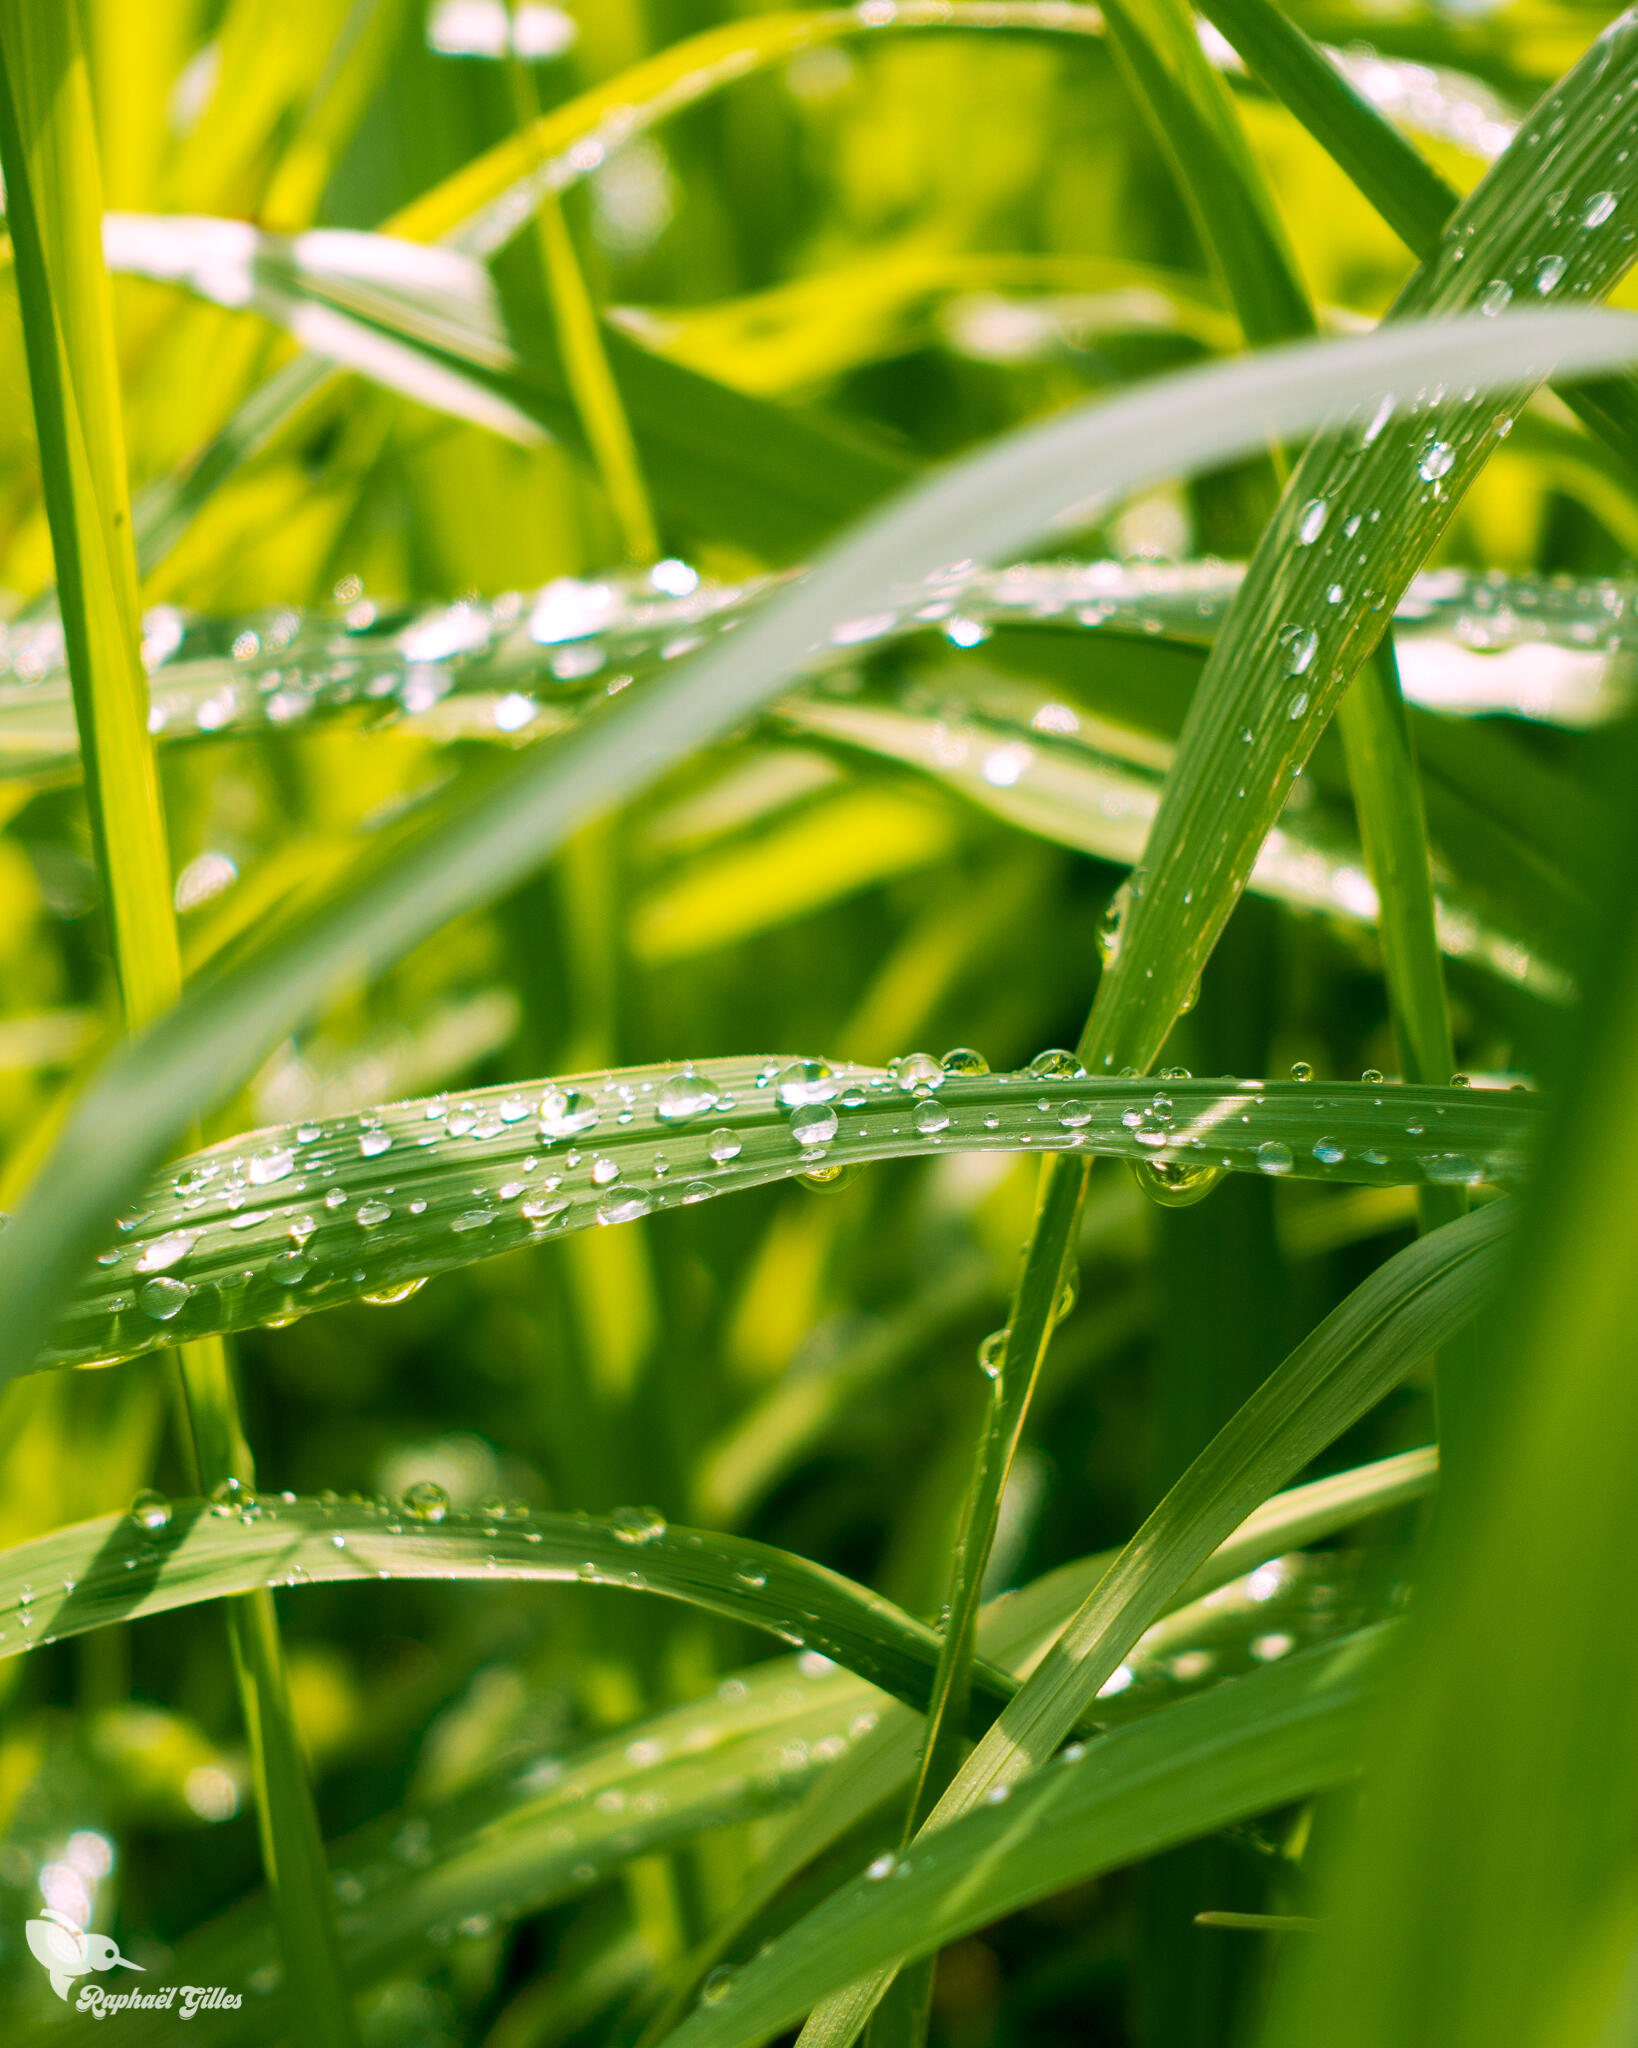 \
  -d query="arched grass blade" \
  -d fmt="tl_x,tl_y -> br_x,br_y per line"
0,309 -> 1623,1393
42,1063 -> 1537,1371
